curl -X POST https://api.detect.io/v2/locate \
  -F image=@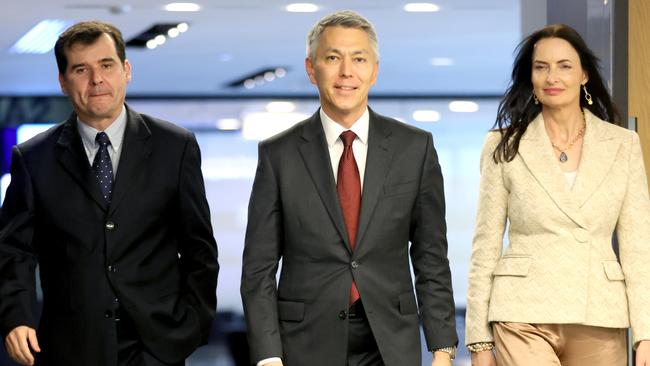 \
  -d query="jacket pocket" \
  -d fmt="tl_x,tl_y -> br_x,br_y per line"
398,292 -> 418,315
602,260 -> 625,281
493,256 -> 532,277
383,181 -> 417,198
277,300 -> 305,322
